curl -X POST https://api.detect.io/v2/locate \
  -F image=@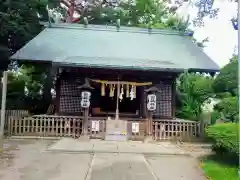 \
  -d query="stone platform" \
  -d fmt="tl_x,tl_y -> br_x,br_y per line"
46,138 -> 187,155
105,119 -> 128,141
